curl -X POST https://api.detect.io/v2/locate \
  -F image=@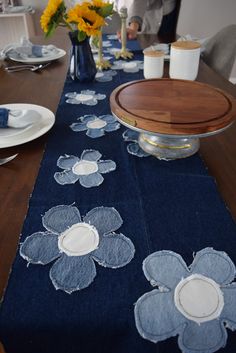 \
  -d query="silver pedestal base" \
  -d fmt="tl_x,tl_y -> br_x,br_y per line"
139,133 -> 200,160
